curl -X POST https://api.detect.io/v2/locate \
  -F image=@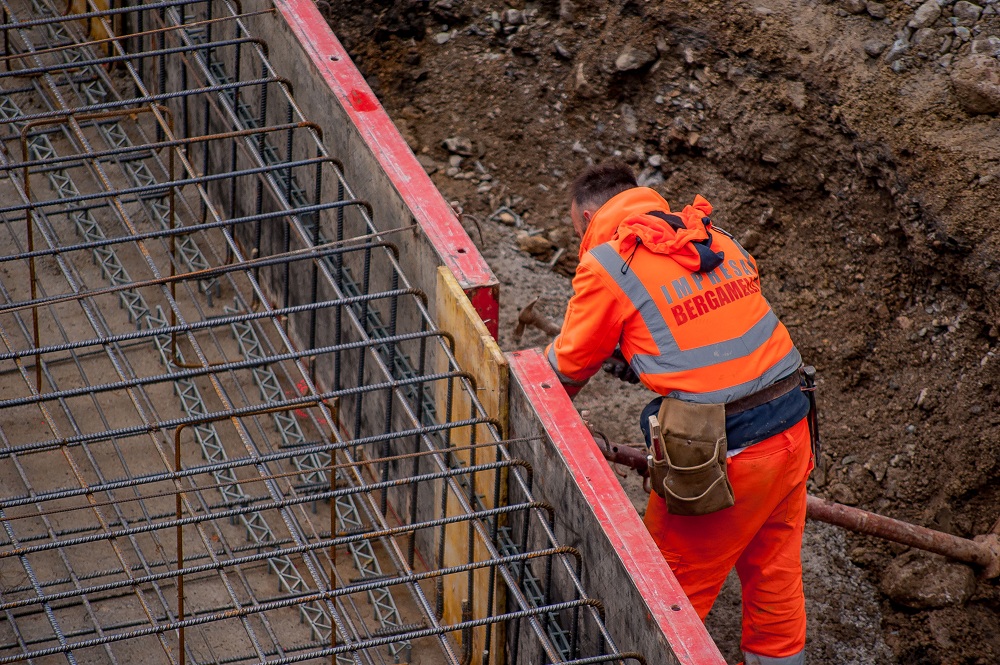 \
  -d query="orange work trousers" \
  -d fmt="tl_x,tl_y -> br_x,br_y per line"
643,417 -> 812,660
